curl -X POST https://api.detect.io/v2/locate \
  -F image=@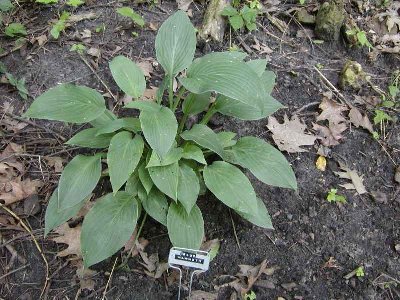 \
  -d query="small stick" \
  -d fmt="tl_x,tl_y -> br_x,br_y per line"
0,264 -> 30,280
0,203 -> 49,298
293,101 -> 320,115
229,210 -> 240,250
101,257 -> 118,300
313,66 -> 352,107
